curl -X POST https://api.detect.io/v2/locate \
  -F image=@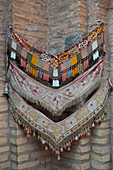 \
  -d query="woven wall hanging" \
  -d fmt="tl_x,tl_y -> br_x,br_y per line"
4,23 -> 113,160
